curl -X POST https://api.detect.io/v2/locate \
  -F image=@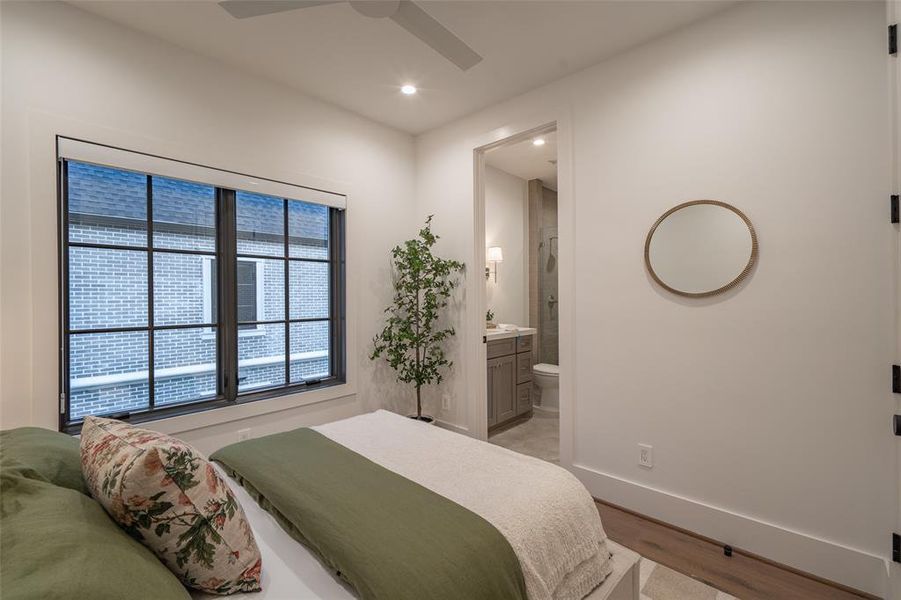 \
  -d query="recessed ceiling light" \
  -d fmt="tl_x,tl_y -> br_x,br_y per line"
532,138 -> 546,146
401,84 -> 417,95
